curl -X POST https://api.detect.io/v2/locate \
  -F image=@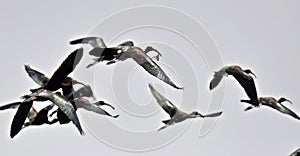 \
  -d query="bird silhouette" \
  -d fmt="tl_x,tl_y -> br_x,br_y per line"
210,65 -> 259,106
149,84 -> 222,131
